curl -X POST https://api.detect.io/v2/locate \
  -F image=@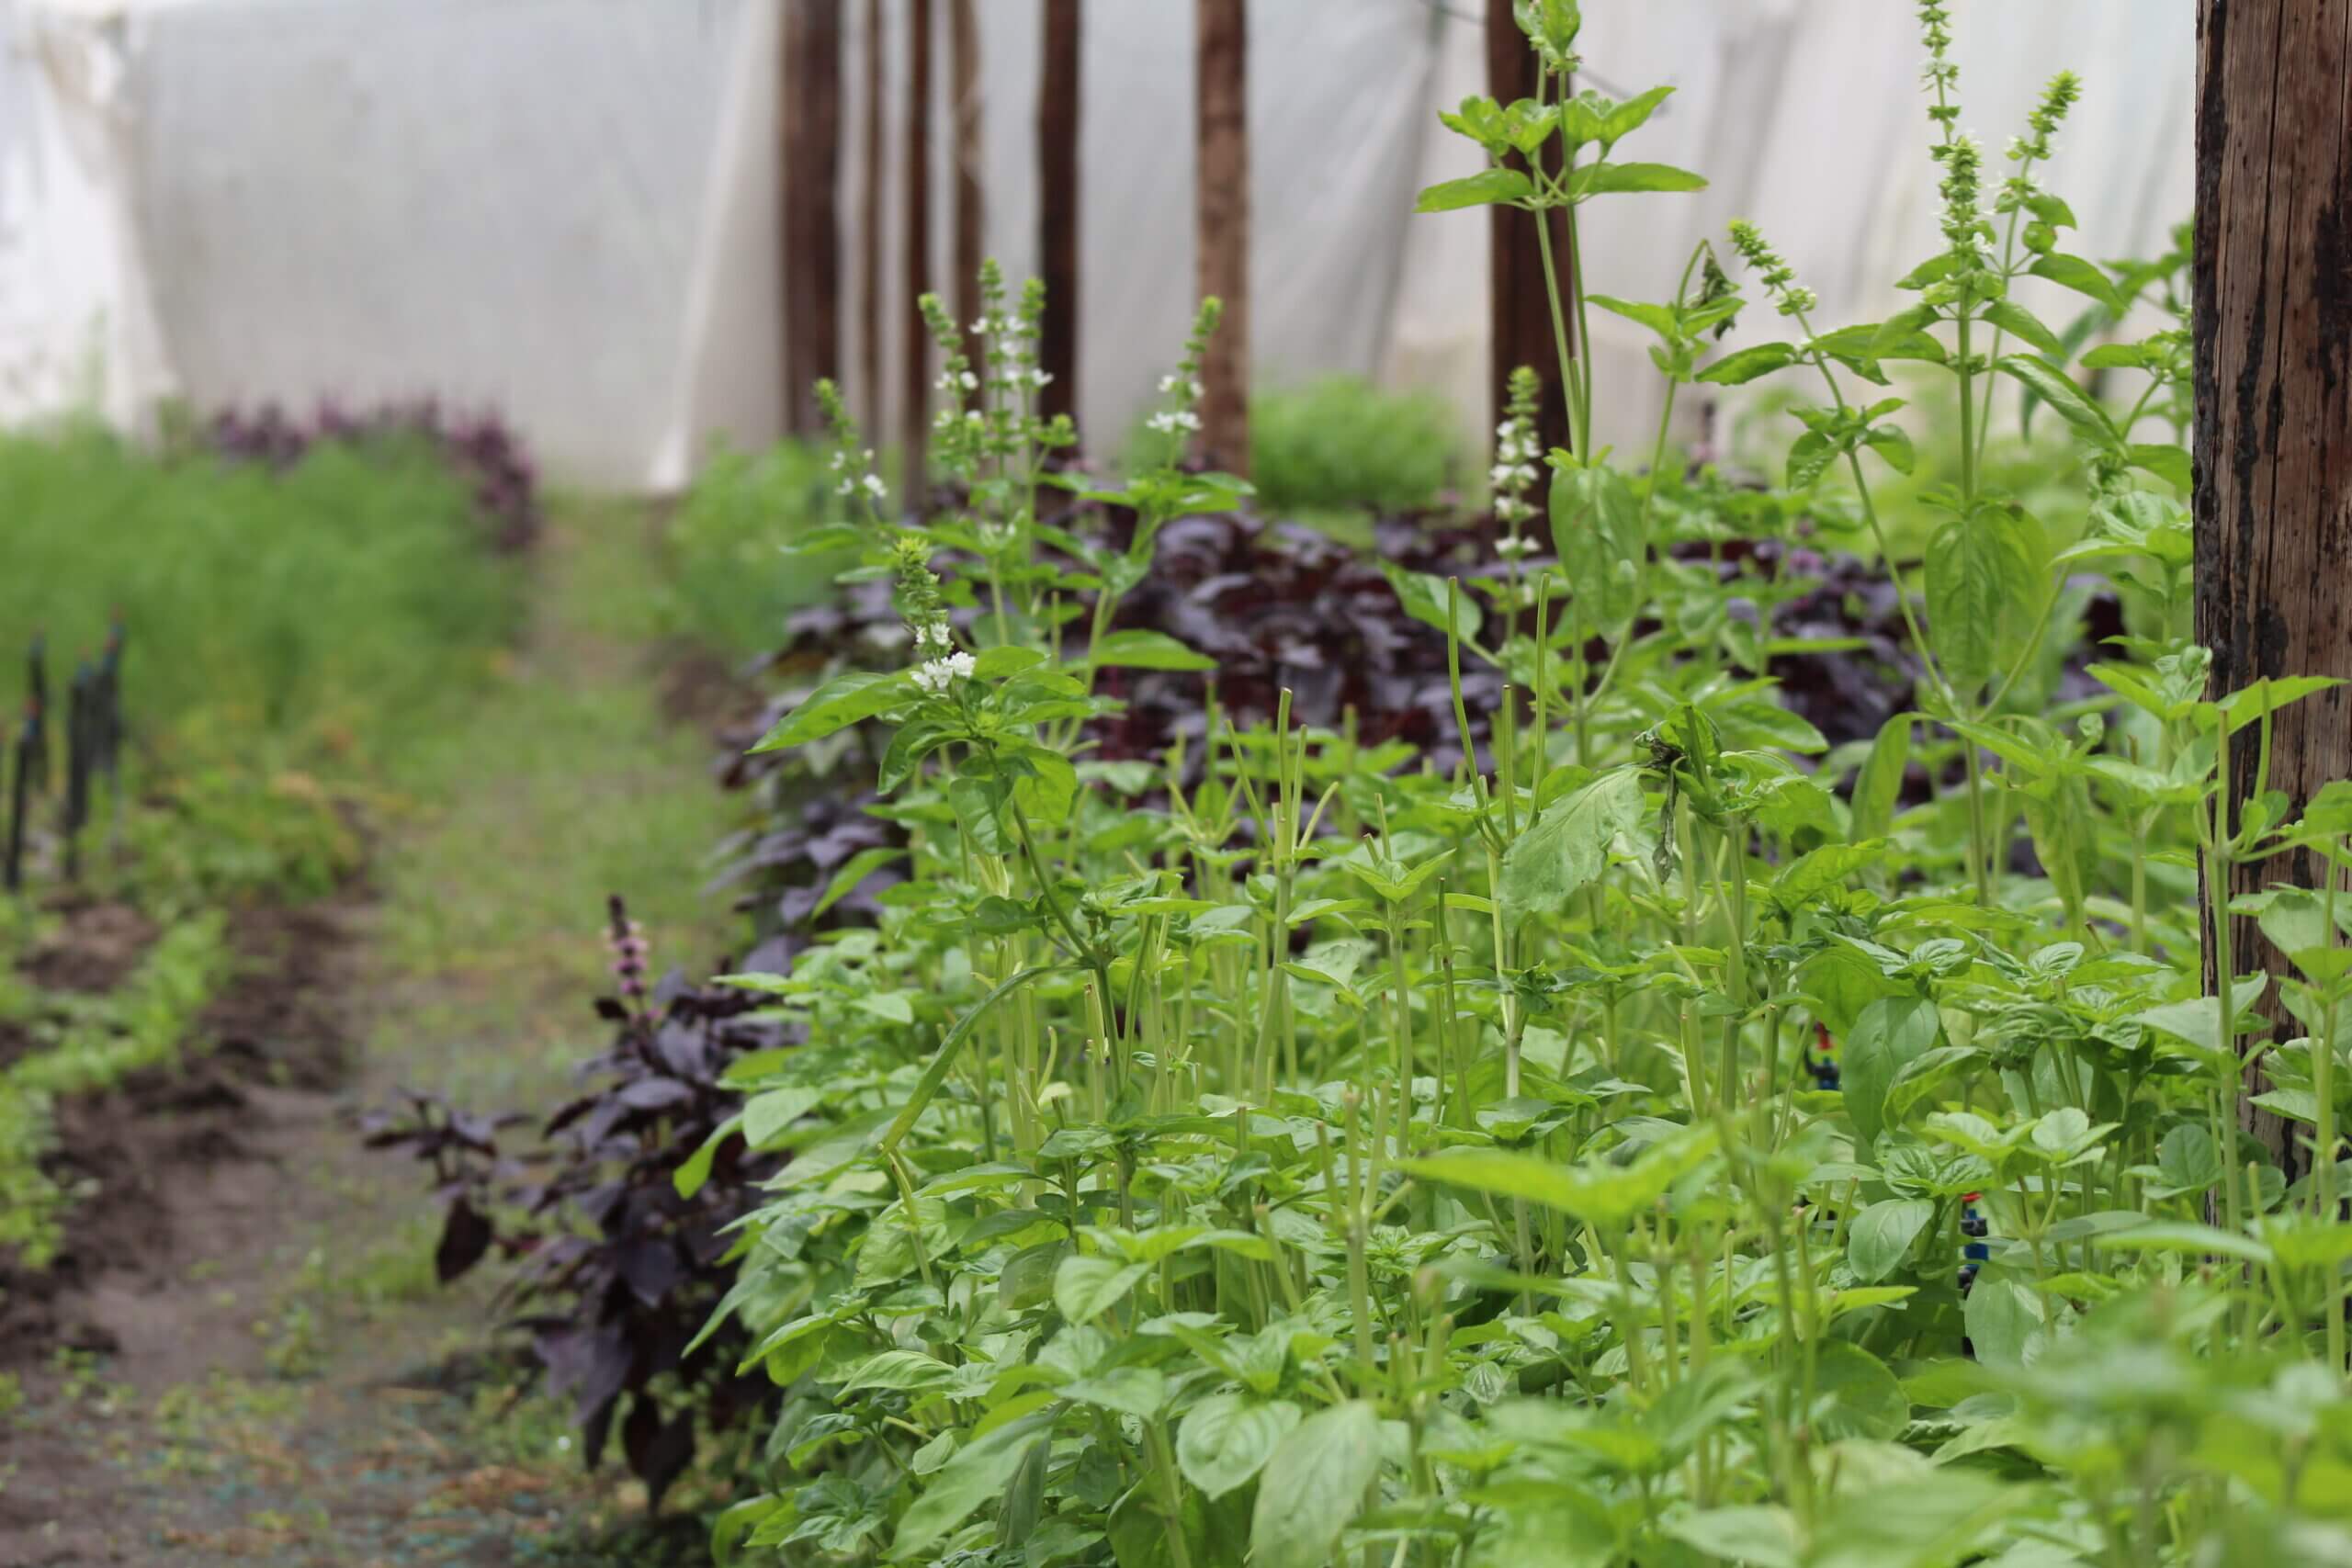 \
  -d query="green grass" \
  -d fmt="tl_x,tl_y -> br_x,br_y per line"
369,498 -> 743,1103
